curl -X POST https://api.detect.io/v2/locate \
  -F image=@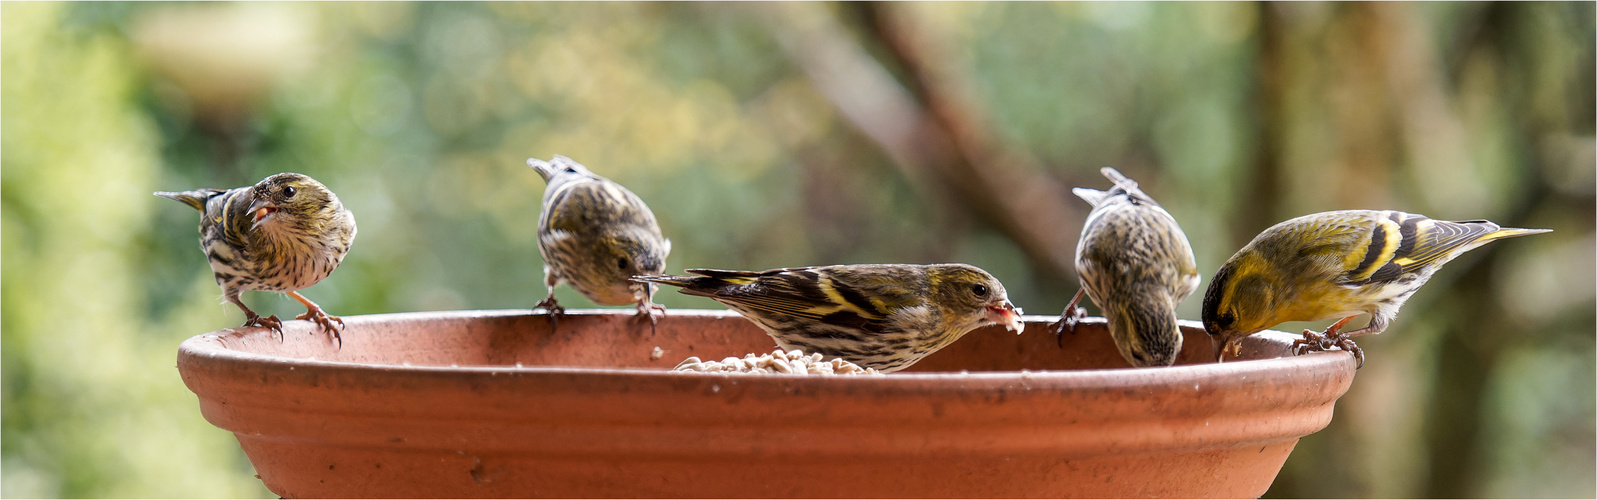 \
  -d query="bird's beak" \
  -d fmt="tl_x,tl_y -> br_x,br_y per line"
1211,335 -> 1240,363
986,300 -> 1024,334
248,198 -> 279,230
